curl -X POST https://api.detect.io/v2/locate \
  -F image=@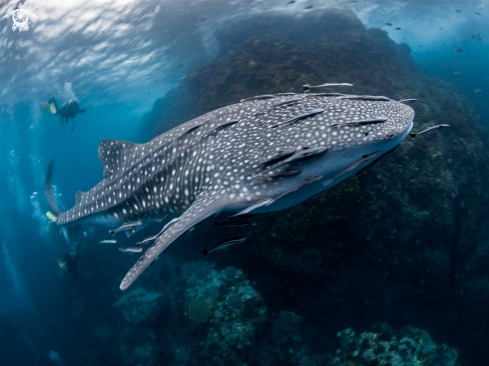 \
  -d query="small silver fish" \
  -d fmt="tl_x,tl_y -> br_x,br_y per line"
202,237 -> 247,256
399,99 -> 417,104
136,236 -> 157,247
410,124 -> 449,138
119,247 -> 143,254
136,218 -> 180,246
109,221 -> 142,235
303,83 -> 353,91
99,239 -> 117,244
